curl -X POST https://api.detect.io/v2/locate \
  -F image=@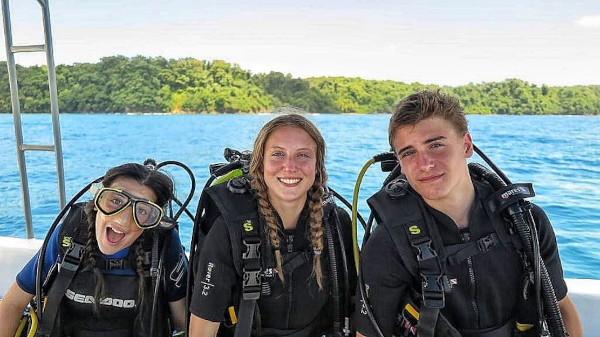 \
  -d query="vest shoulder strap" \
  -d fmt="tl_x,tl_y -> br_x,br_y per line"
204,180 -> 262,277
38,203 -> 88,336
367,180 -> 451,310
